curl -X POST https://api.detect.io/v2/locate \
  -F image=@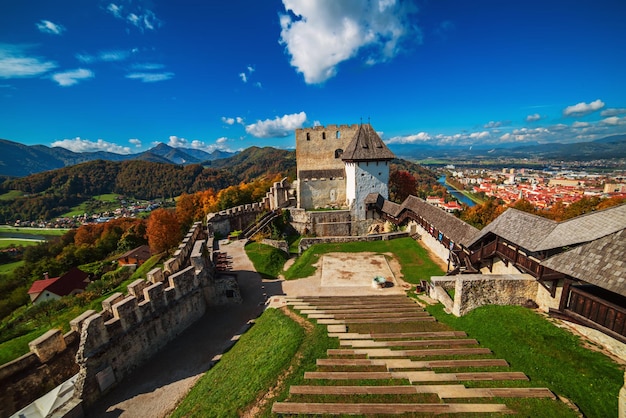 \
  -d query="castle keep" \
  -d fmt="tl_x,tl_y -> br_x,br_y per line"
294,123 -> 395,221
